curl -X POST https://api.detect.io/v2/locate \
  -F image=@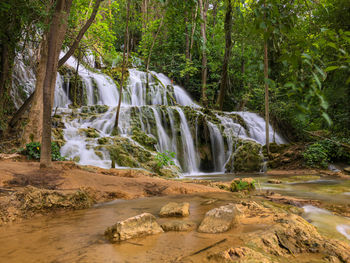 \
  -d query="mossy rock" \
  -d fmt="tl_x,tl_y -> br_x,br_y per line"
230,178 -> 256,192
226,140 -> 263,173
98,137 -> 109,145
81,105 -> 109,114
78,127 -> 100,138
131,129 -> 157,151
